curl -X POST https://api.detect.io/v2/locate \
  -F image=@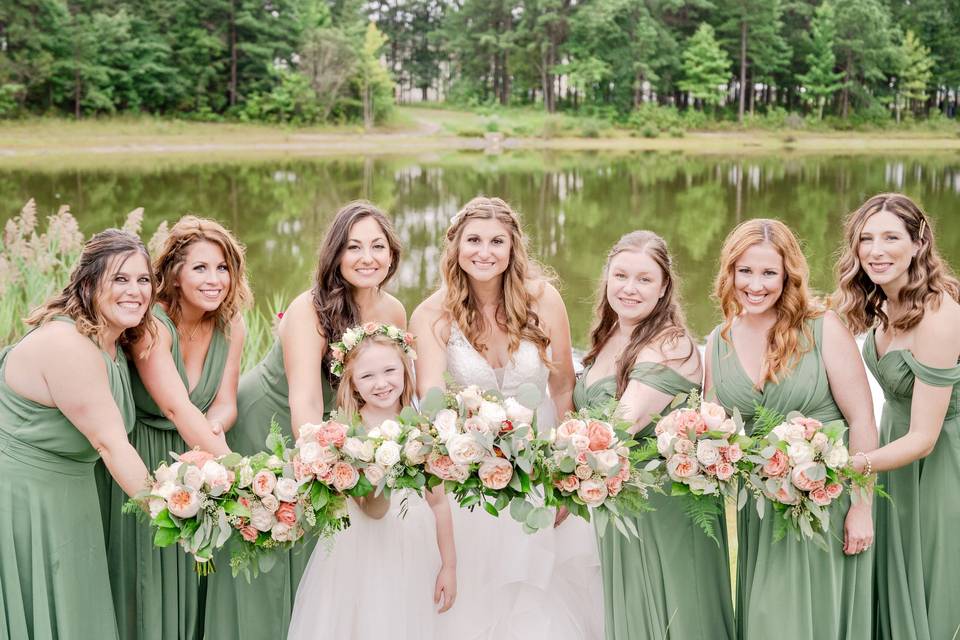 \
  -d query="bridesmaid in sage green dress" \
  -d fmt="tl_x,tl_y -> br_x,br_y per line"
832,193 -> 960,640
572,230 -> 734,640
205,201 -> 407,640
0,230 -> 153,640
99,217 -> 249,640
705,219 -> 877,640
